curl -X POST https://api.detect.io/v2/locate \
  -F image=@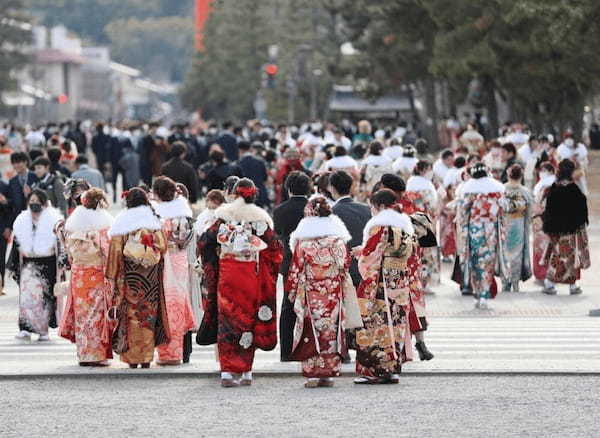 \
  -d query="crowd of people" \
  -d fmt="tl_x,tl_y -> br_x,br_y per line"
0,117 -> 591,387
